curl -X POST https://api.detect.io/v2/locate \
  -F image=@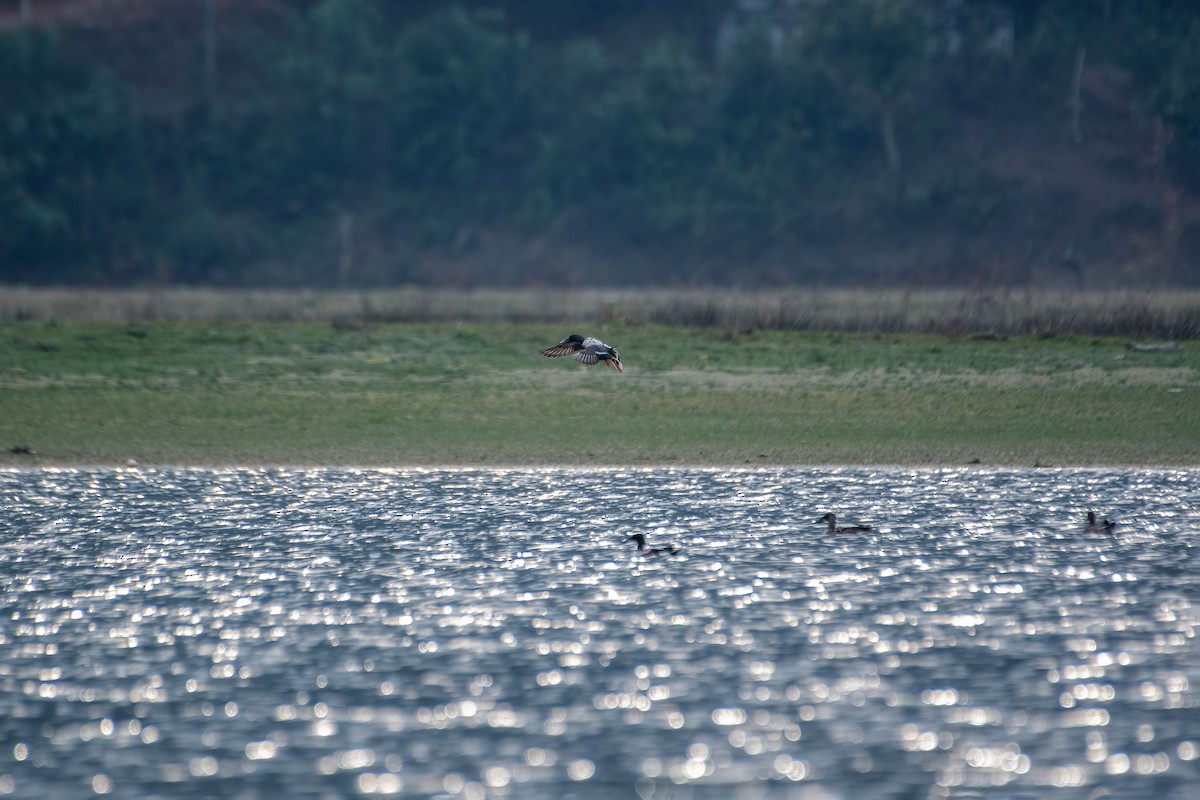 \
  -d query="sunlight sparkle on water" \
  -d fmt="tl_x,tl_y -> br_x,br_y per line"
1,466 -> 1198,799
